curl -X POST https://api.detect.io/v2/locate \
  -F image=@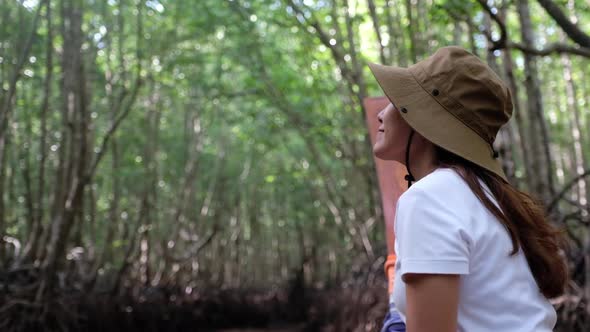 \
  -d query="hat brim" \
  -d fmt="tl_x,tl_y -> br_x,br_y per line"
368,62 -> 507,182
